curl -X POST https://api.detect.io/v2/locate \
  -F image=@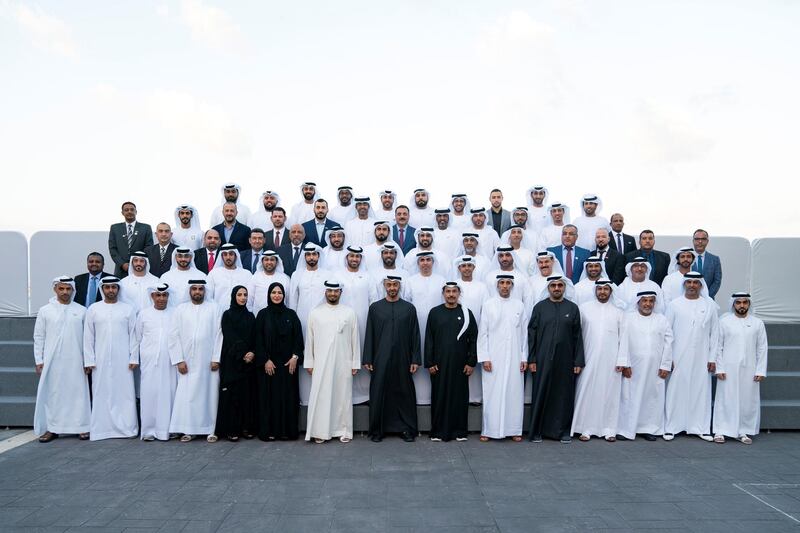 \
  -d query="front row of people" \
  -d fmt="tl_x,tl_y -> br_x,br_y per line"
32,271 -> 767,445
